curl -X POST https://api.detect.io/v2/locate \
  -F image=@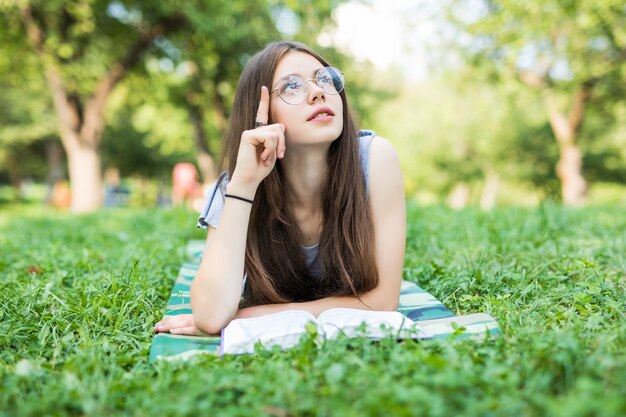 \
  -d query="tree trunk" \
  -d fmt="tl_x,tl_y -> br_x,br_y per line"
555,143 -> 586,205
186,96 -> 217,184
43,68 -> 106,213
543,86 -> 591,206
196,152 -> 216,184
446,182 -> 470,209
65,139 -> 103,211
480,169 -> 499,210
20,4 -> 183,212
